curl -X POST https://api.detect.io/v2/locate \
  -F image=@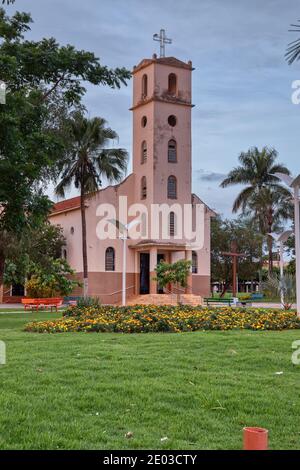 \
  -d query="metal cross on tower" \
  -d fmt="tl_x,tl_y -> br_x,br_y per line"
153,29 -> 172,57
